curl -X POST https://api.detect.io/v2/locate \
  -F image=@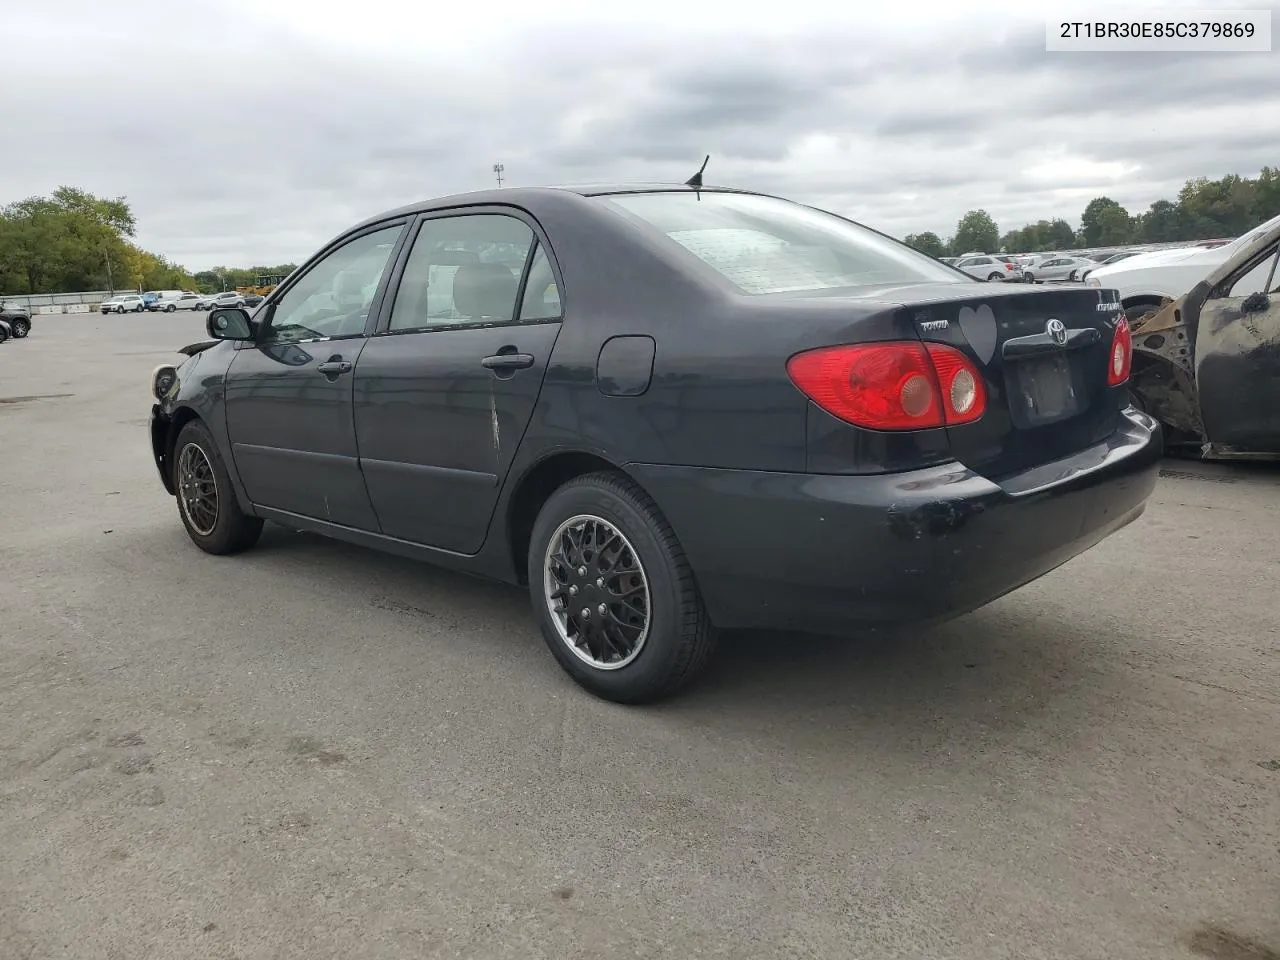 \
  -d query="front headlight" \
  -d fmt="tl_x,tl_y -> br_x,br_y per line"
152,364 -> 179,400
1086,277 -> 1102,288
